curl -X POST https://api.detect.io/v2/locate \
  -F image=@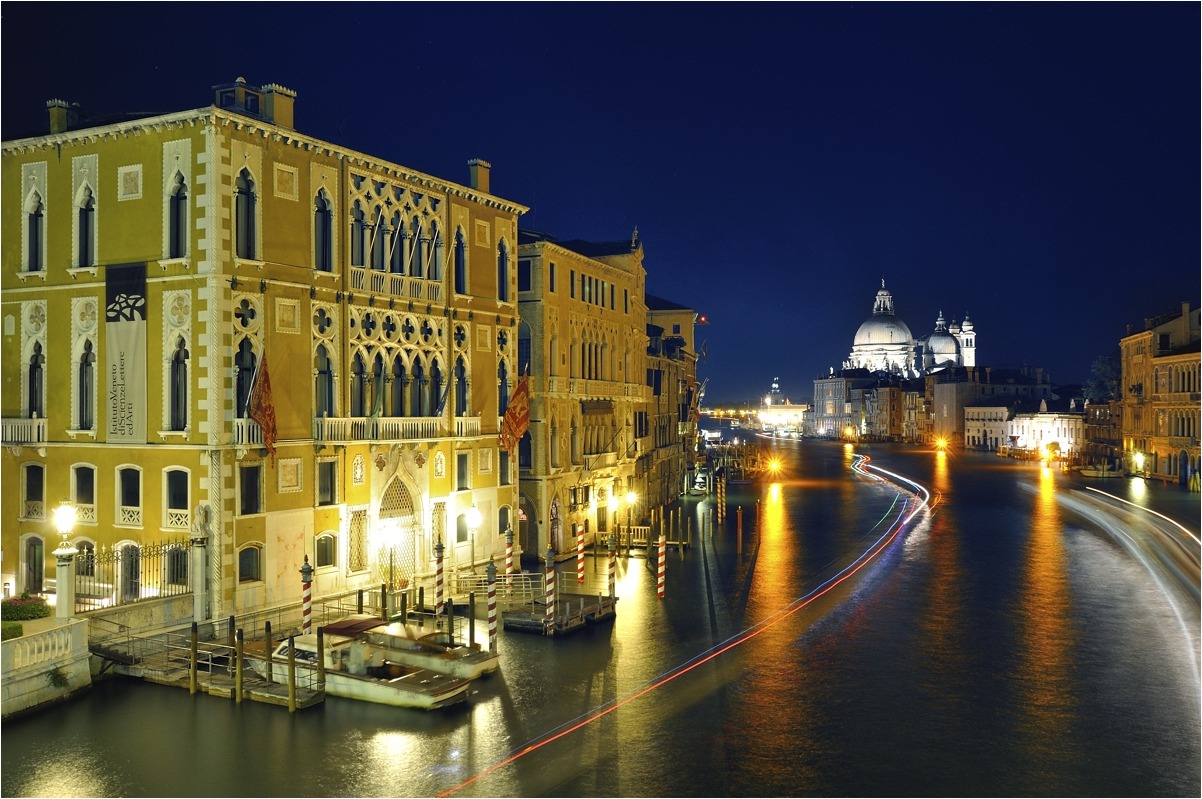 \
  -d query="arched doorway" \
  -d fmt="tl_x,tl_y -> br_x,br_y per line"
518,492 -> 539,570
378,477 -> 419,590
